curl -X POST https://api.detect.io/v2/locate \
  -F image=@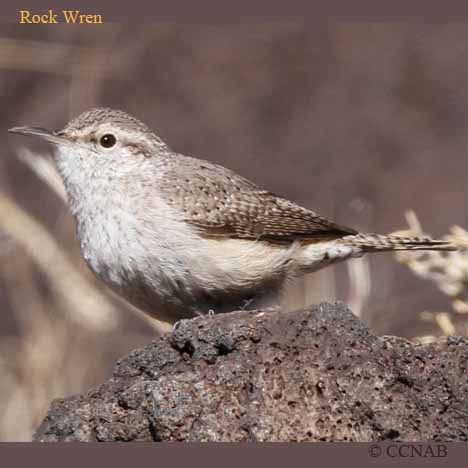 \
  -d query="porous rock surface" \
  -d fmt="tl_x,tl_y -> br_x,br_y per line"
34,302 -> 468,442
